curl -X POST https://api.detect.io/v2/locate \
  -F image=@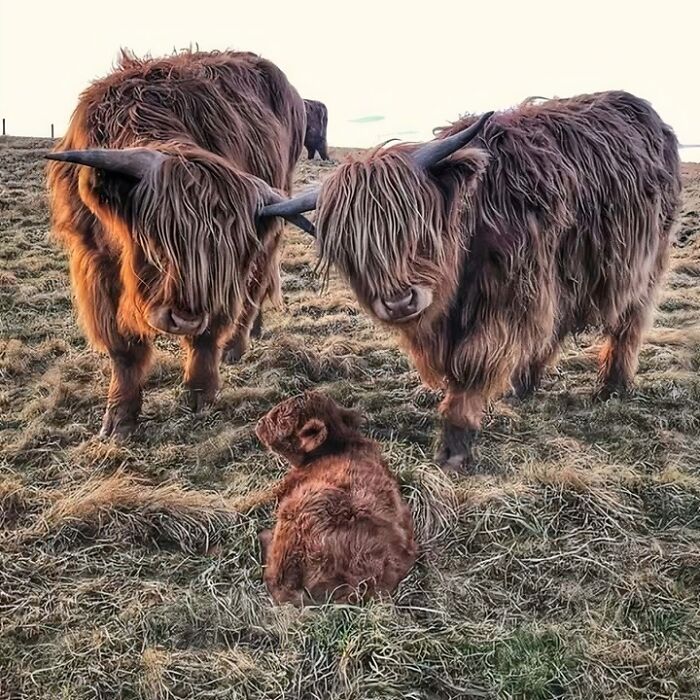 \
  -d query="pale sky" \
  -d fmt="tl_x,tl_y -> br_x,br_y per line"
1,0 -> 698,159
